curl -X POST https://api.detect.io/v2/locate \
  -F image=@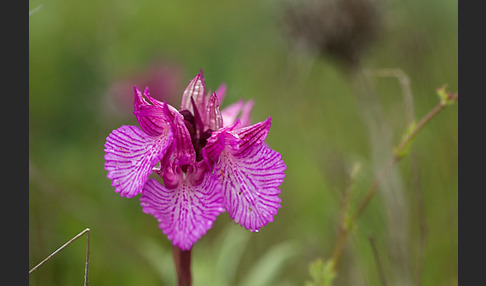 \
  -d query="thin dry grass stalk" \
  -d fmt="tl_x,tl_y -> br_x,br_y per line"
29,228 -> 91,286
330,88 -> 457,276
365,67 -> 428,286
368,235 -> 388,286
